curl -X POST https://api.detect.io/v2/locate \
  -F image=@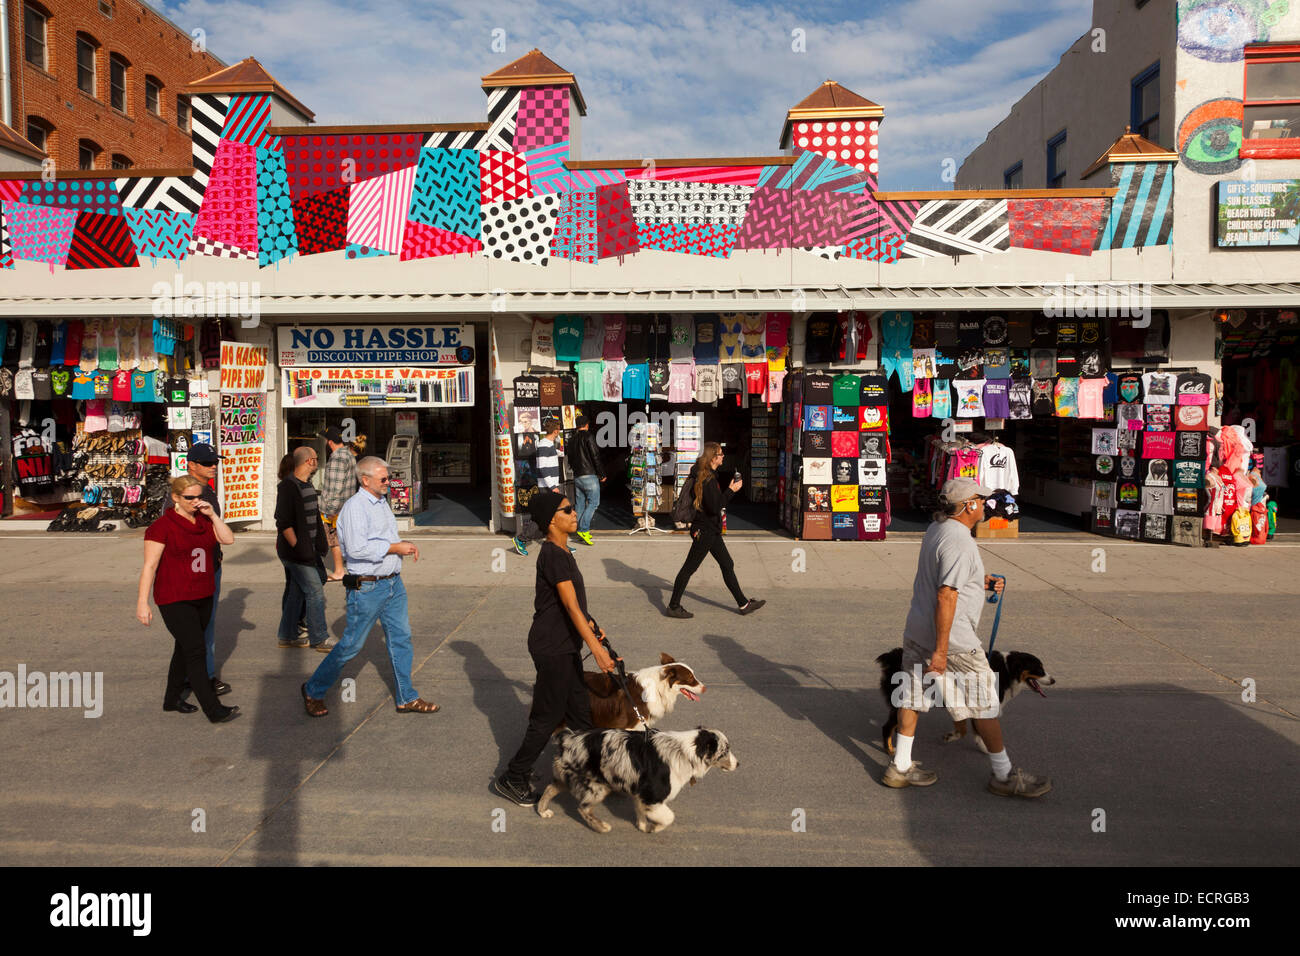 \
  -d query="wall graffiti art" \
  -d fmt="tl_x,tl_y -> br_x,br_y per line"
1177,98 -> 1245,174
1176,0 -> 1287,62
